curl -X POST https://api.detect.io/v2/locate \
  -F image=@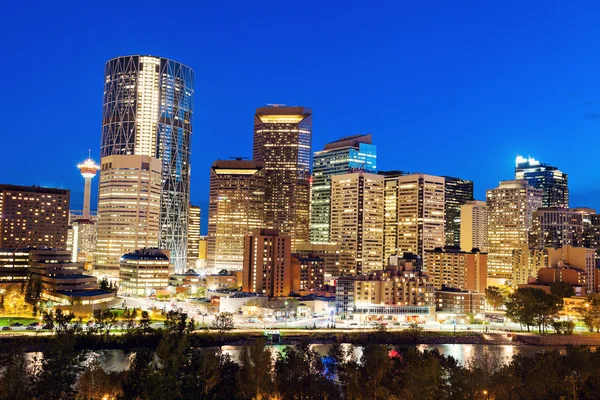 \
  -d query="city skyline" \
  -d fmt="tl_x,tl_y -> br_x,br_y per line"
3,2 -> 600,235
